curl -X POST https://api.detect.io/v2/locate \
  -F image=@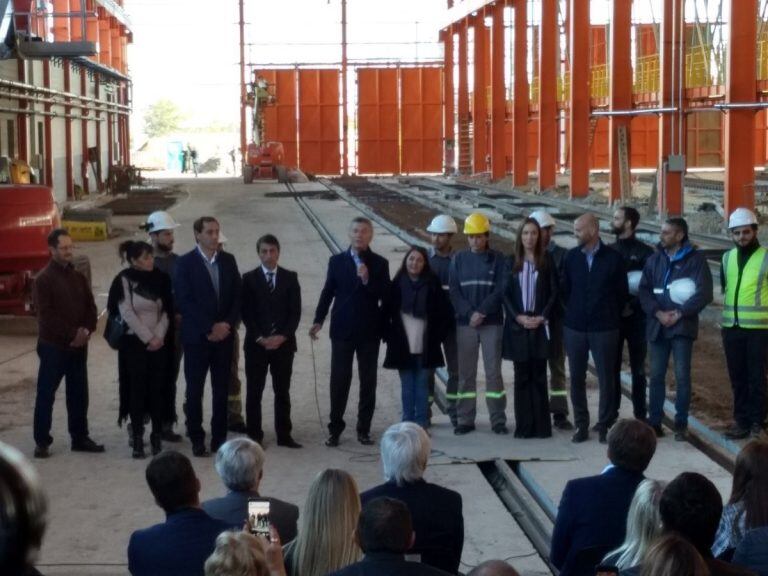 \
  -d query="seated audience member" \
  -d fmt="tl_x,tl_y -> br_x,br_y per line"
202,438 -> 299,542
328,497 -> 452,576
713,441 -> 768,560
659,472 -> 755,576
550,419 -> 656,576
361,422 -> 464,574
639,533 -> 710,576
128,451 -> 232,576
205,530 -> 286,576
283,469 -> 361,576
603,479 -> 665,572
0,441 -> 47,576
467,560 -> 521,576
